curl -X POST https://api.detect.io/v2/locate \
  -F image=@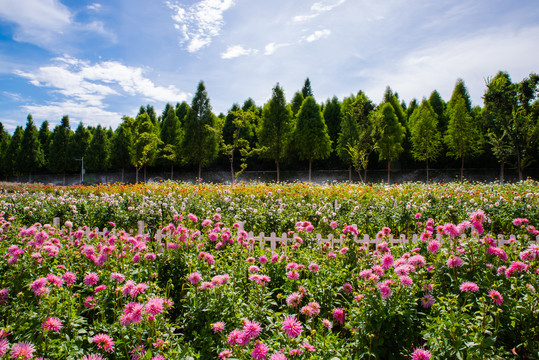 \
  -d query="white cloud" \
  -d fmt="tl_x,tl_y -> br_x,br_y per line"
167,0 -> 235,52
305,29 -> 331,42
87,3 -> 102,11
264,42 -> 290,56
221,45 -> 257,59
14,56 -> 188,126
21,101 -> 123,128
0,0 -> 71,45
357,25 -> 539,106
15,56 -> 188,105
293,0 -> 347,22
